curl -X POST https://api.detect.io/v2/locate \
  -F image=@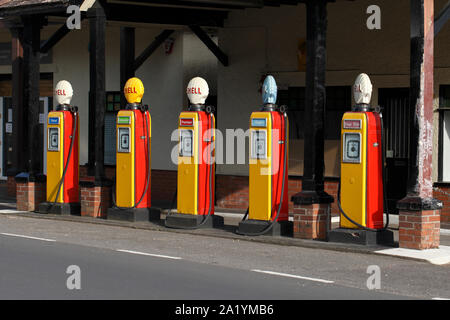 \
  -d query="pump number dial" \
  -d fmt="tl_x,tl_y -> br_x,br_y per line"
118,127 -> 131,153
343,133 -> 361,163
48,127 -> 60,152
251,130 -> 267,160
